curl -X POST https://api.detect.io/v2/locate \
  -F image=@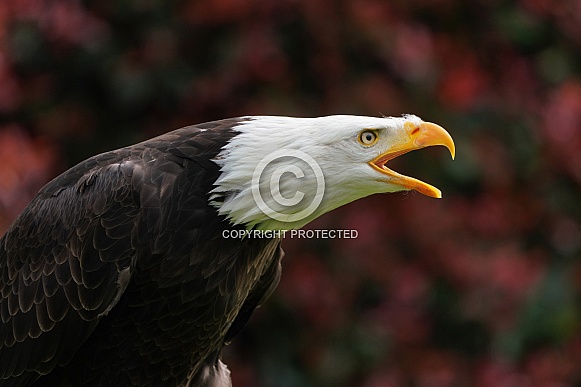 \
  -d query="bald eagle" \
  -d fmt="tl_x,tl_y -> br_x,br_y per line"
0,115 -> 454,386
